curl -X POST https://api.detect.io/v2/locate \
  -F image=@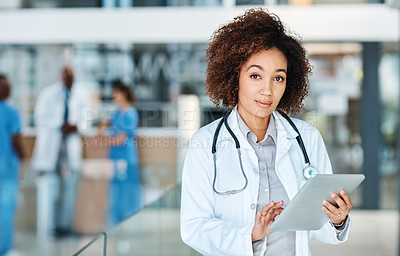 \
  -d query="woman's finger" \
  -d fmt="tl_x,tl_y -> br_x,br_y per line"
261,201 -> 274,214
322,200 -> 341,216
322,206 -> 339,221
339,190 -> 352,207
274,201 -> 284,208
330,193 -> 347,211
255,211 -> 262,224
270,207 -> 283,214
266,207 -> 284,221
272,208 -> 284,217
269,201 -> 283,211
265,214 -> 276,225
266,204 -> 283,217
261,201 -> 283,216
